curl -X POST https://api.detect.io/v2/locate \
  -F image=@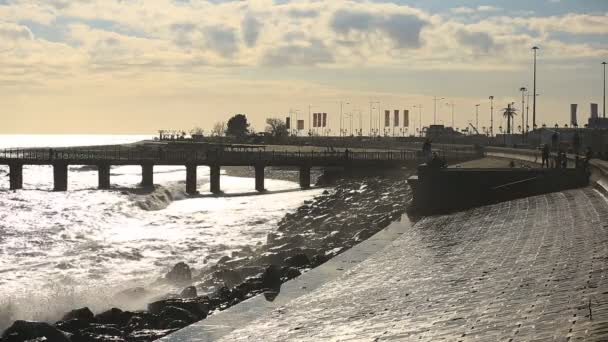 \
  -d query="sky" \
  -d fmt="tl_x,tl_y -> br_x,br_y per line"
1,0 -> 607,134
